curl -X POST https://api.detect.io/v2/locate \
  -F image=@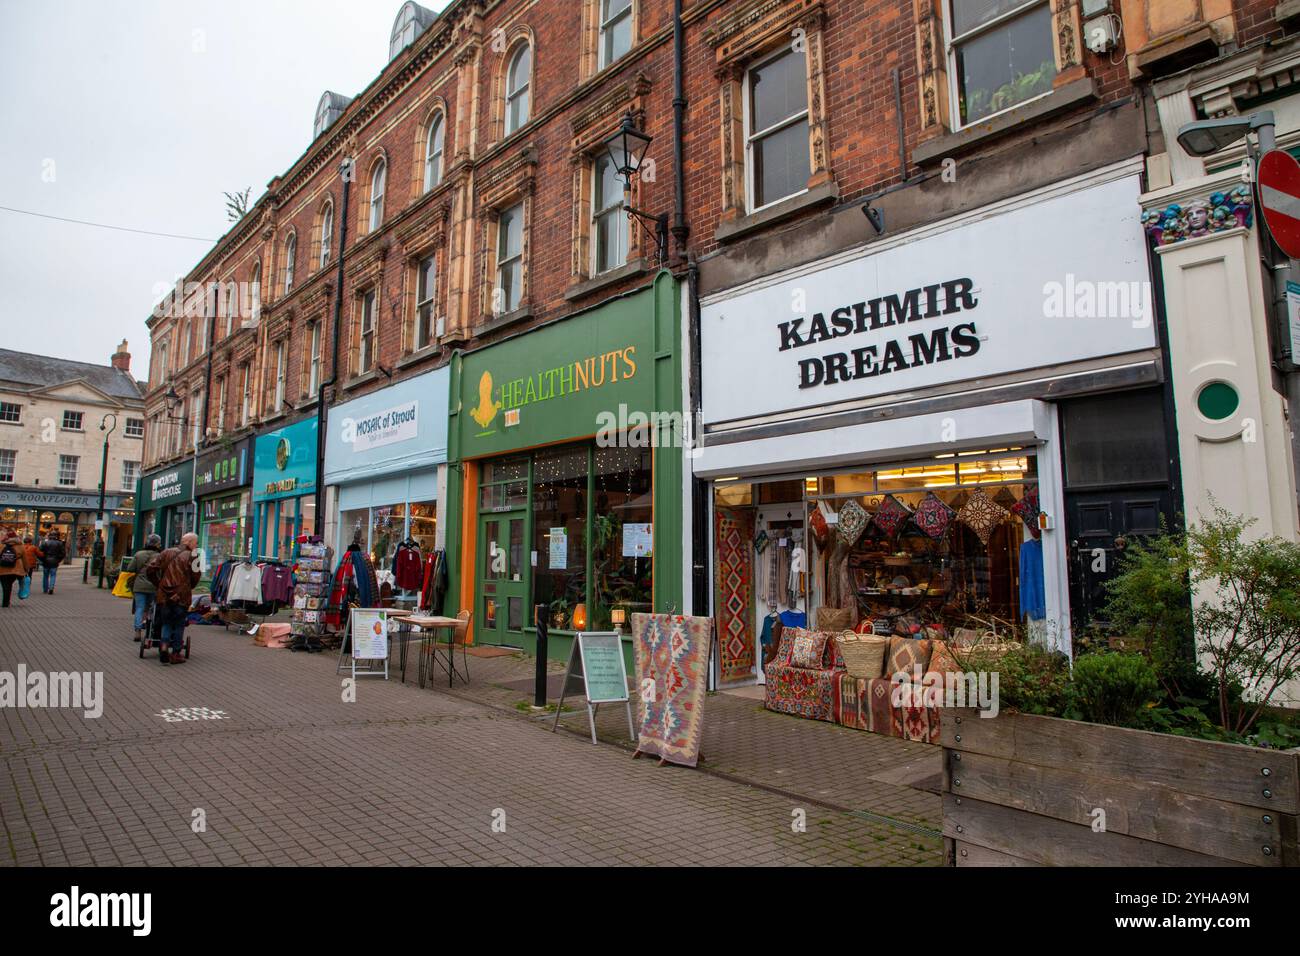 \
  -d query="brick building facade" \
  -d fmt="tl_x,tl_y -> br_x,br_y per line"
141,0 -> 1300,661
